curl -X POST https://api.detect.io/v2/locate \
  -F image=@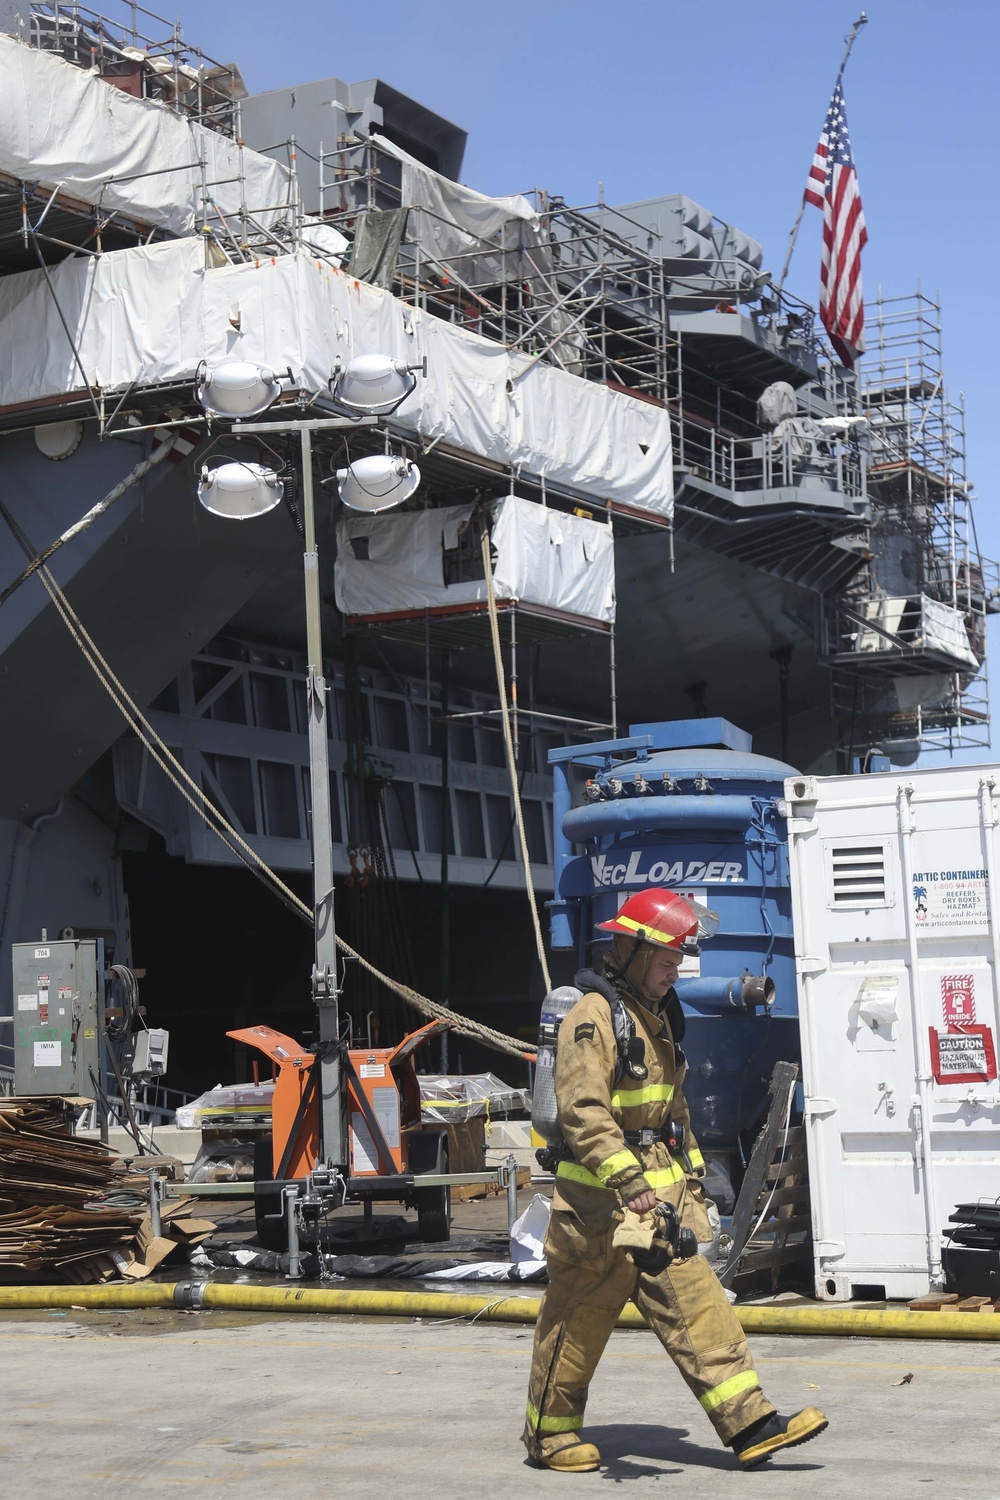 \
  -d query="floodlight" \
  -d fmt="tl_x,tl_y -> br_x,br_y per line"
35,420 -> 84,461
330,354 -> 426,416
197,460 -> 284,520
336,455 -> 420,513
195,359 -> 282,418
